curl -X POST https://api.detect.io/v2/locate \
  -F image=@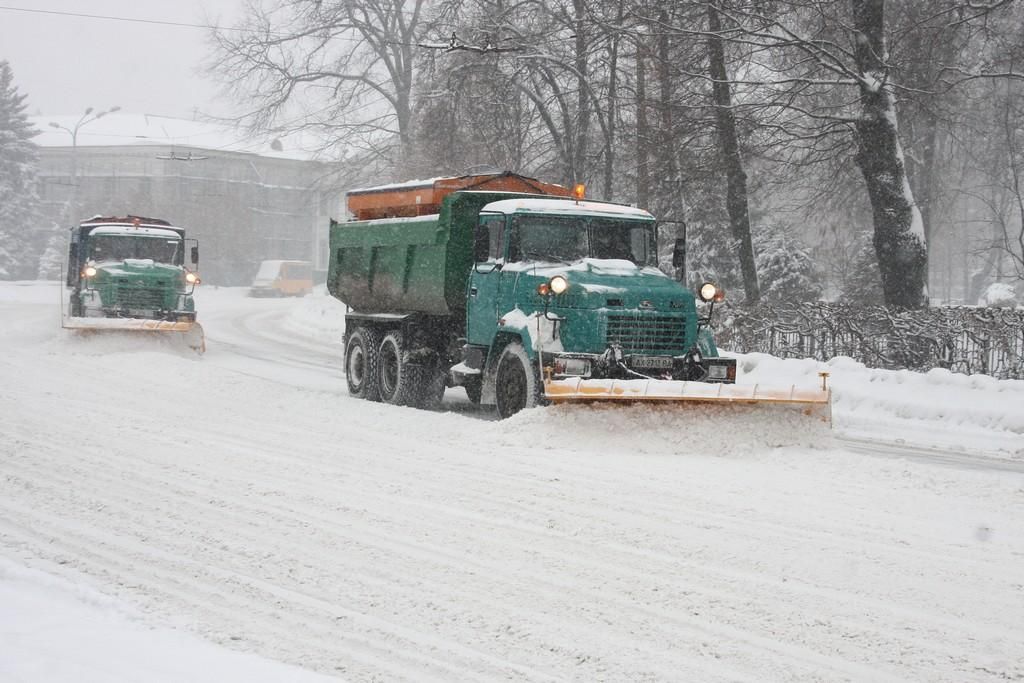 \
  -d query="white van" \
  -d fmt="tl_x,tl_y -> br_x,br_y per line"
249,260 -> 313,297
